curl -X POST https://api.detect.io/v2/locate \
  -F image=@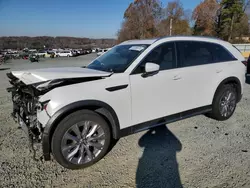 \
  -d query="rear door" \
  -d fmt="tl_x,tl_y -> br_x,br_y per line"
175,41 -> 222,108
176,41 -> 241,107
